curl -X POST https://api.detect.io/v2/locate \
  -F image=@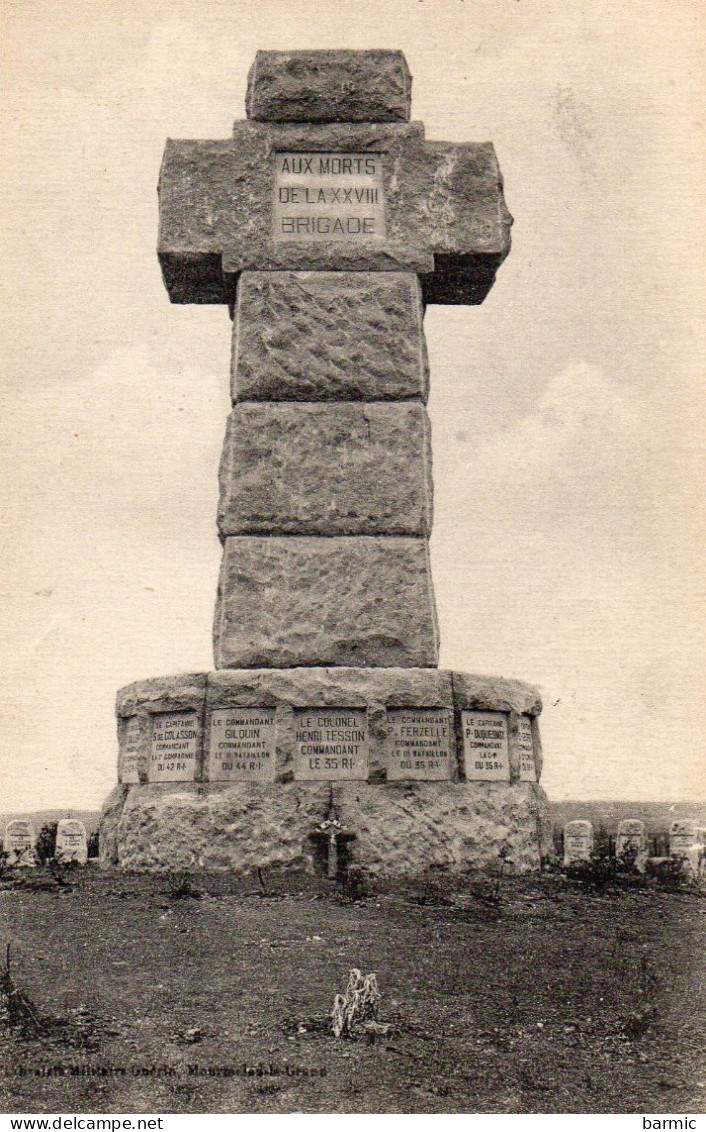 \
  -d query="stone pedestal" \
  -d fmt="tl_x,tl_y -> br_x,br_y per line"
100,49 -> 549,877
101,668 -> 550,874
